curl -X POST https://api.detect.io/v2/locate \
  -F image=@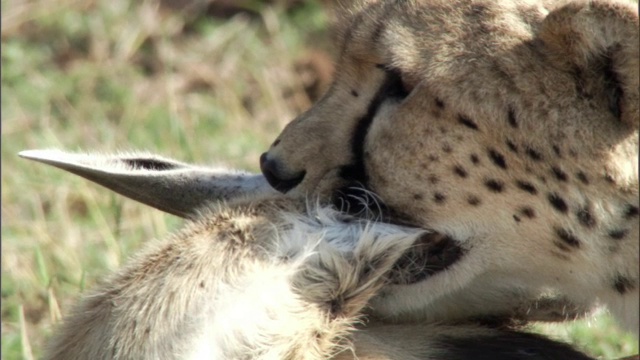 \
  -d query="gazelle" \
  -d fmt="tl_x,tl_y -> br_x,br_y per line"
21,150 -> 594,359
